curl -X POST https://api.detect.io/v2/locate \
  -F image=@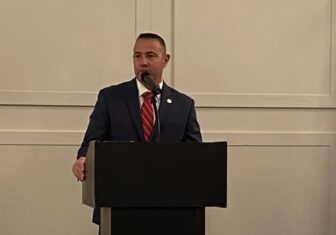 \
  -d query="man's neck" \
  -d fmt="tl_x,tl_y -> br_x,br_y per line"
136,78 -> 163,95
